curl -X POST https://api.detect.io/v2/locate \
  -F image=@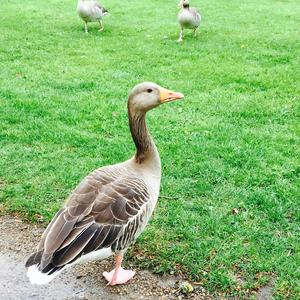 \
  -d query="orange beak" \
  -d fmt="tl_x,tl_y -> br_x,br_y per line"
159,88 -> 184,103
